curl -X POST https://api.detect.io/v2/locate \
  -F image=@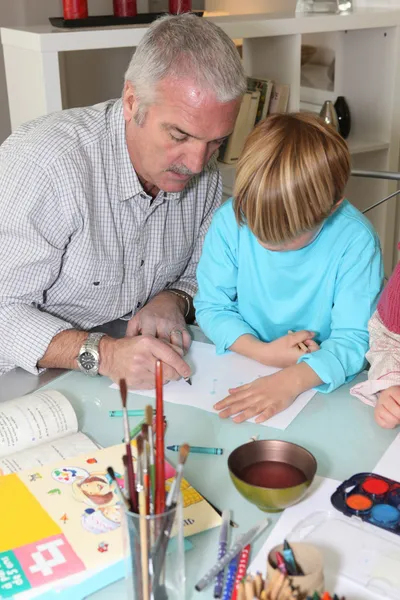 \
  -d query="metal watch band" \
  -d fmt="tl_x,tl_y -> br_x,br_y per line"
77,332 -> 105,377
